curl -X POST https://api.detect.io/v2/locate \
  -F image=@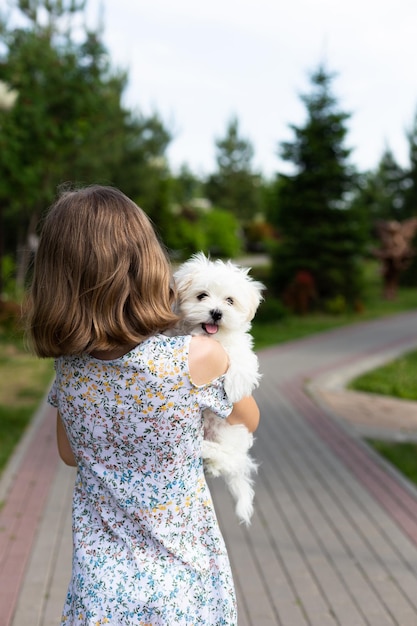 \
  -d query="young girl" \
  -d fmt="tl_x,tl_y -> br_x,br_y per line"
26,185 -> 259,625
